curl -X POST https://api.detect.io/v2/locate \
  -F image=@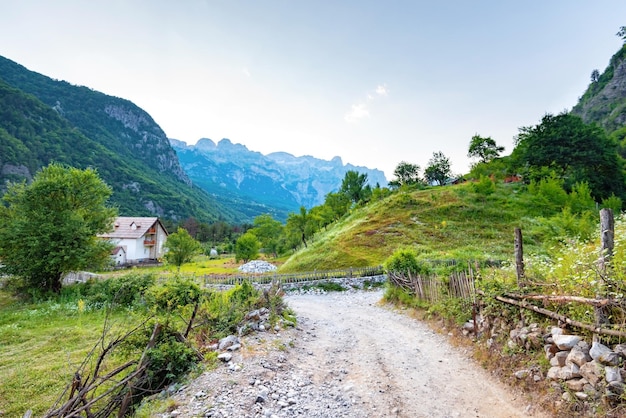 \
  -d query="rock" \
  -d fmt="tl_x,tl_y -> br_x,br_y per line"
565,378 -> 587,392
567,346 -> 591,367
551,351 -> 568,367
614,343 -> 626,359
579,360 -> 603,386
589,342 -> 620,366
551,327 -> 564,337
574,392 -> 588,400
608,381 -> 625,395
547,364 -> 581,381
605,366 -> 623,383
227,343 -> 242,352
219,335 -> 240,351
553,334 -> 581,350
514,369 -> 530,379
217,353 -> 232,362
